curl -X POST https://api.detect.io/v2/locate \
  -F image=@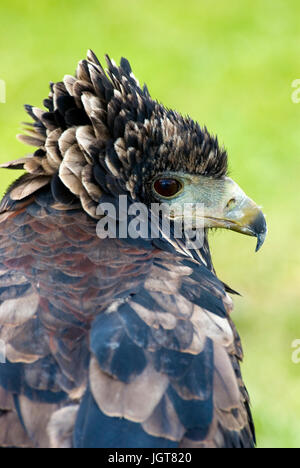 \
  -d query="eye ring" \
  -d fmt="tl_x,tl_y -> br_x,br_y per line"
152,177 -> 183,199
